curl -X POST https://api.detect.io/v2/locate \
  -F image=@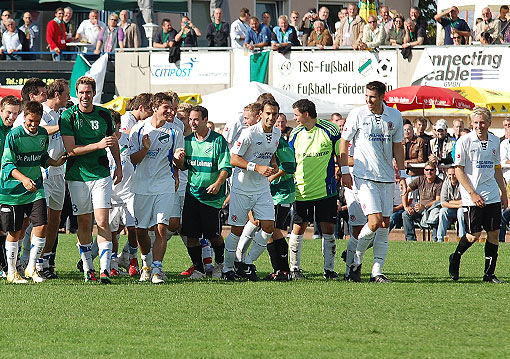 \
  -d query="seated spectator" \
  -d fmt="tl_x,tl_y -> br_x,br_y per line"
153,19 -> 177,48
387,14 -> 405,45
0,19 -> 26,60
75,10 -> 106,53
243,16 -> 271,51
410,6 -> 427,32
63,7 -> 76,42
46,8 -> 68,60
307,20 -> 333,49
452,32 -> 463,45
378,5 -> 393,35
402,161 -> 443,241
437,167 -> 465,242
299,8 -> 319,45
334,8 -> 348,38
390,174 -> 405,231
429,119 -> 454,167
95,13 -> 124,55
19,12 -> 39,55
496,5 -> 510,43
175,16 -> 201,47
119,10 -> 141,48
262,11 -> 272,30
434,6 -> 470,45
271,15 -> 300,51
499,181 -> 510,242
275,113 -> 293,141
475,7 -> 498,44
403,120 -> 425,178
402,19 -> 427,49
206,8 -> 230,47
333,3 -> 365,49
355,15 -> 385,50
230,8 -> 250,49
414,117 -> 432,157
